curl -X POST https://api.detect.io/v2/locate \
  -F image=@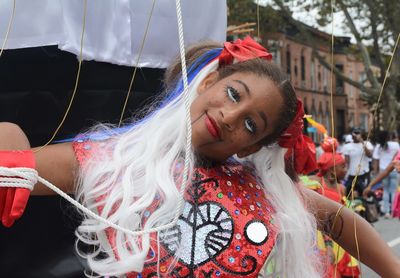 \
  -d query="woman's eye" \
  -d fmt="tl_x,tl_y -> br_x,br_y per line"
245,118 -> 257,134
226,86 -> 240,103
